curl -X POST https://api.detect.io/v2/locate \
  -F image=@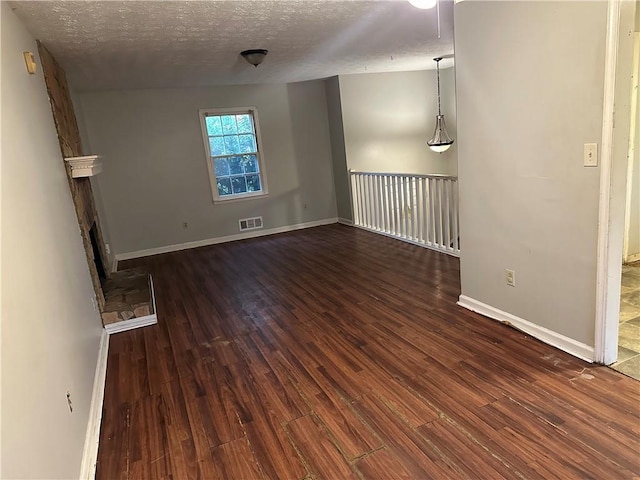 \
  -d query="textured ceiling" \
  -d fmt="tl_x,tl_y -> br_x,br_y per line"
10,1 -> 454,91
